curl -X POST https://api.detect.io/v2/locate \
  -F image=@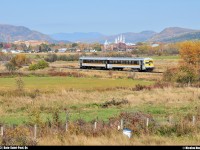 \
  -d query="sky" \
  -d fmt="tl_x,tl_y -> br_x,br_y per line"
0,0 -> 200,35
